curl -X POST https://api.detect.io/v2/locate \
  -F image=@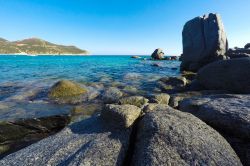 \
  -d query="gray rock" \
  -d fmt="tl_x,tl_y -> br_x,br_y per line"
0,116 -> 132,166
150,93 -> 170,104
151,48 -> 165,60
132,108 -> 242,166
181,13 -> 228,72
102,87 -> 123,104
101,104 -> 141,128
197,58 -> 250,93
244,43 -> 250,49
179,94 -> 250,165
119,96 -> 149,108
